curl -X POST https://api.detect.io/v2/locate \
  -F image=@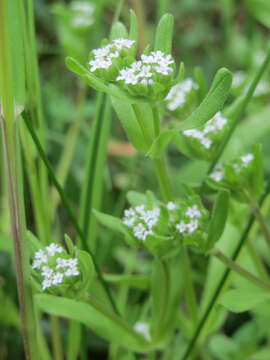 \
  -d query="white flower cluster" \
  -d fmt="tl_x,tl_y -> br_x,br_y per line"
32,243 -> 80,291
89,39 -> 135,72
166,201 -> 179,211
123,205 -> 160,241
116,51 -> 174,86
166,78 -> 198,111
210,166 -> 224,182
70,1 -> 95,28
134,322 -> 151,341
183,112 -> 228,149
210,153 -> 254,182
176,205 -> 202,235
